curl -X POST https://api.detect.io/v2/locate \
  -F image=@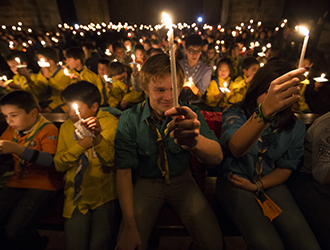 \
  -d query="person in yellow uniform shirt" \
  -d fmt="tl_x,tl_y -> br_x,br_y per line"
228,57 -> 260,105
54,81 -> 120,250
35,47 -> 71,113
205,58 -> 233,111
65,47 -> 100,87
96,59 -> 112,107
108,61 -> 144,110
2,52 -> 39,98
